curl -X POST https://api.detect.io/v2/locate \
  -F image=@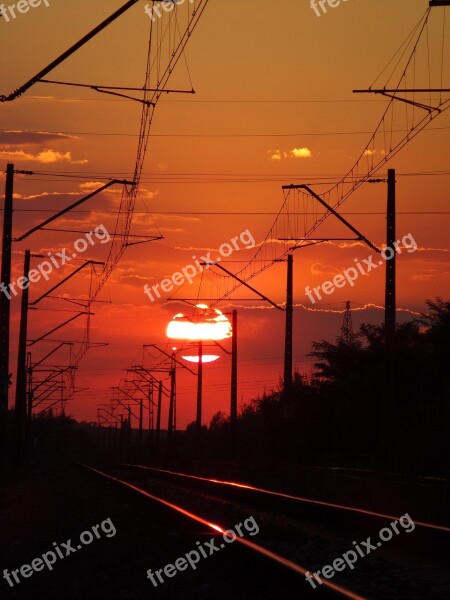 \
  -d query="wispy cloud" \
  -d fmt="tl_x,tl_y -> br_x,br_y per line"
0,149 -> 88,164
0,130 -> 77,145
16,191 -> 82,201
364,149 -> 386,156
155,214 -> 200,224
412,269 -> 450,282
310,262 -> 340,276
